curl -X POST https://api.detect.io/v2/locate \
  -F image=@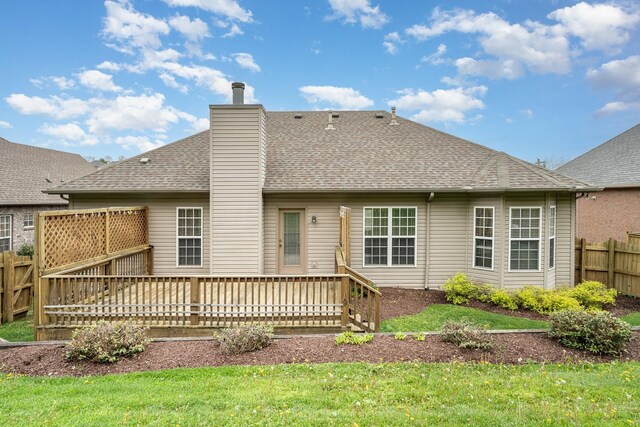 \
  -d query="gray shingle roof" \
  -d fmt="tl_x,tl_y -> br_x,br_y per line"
556,123 -> 640,188
48,111 -> 592,194
0,137 -> 96,205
